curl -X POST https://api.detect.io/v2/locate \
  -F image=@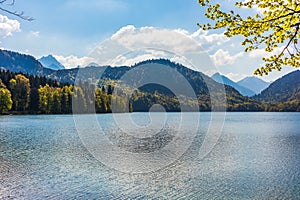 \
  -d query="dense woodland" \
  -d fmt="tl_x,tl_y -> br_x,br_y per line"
0,70 -> 132,114
1,69 -> 298,114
